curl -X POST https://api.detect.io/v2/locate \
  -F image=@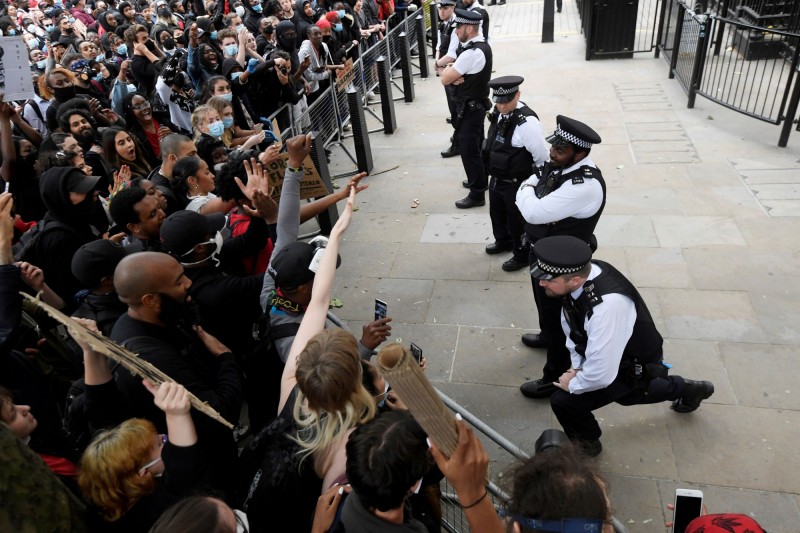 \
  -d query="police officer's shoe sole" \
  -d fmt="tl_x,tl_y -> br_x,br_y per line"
485,241 -> 513,254
520,379 -> 556,399
441,147 -> 461,158
502,256 -> 528,272
455,196 -> 485,209
521,333 -> 548,348
572,438 -> 602,457
671,379 -> 714,413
